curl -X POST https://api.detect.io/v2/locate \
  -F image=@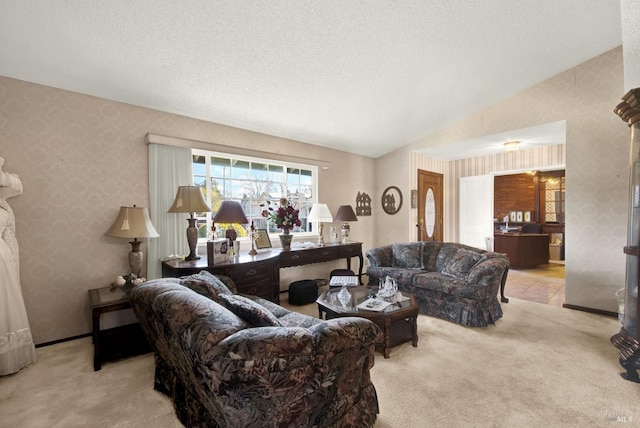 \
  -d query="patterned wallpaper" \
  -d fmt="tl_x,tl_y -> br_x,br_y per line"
0,77 -> 375,344
400,47 -> 627,313
0,46 -> 630,344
